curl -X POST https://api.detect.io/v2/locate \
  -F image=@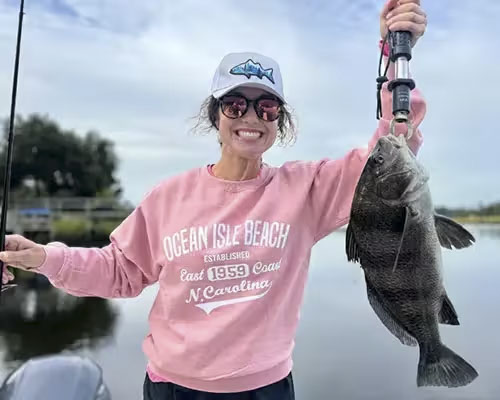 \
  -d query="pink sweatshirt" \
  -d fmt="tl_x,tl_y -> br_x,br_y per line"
37,57 -> 426,393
